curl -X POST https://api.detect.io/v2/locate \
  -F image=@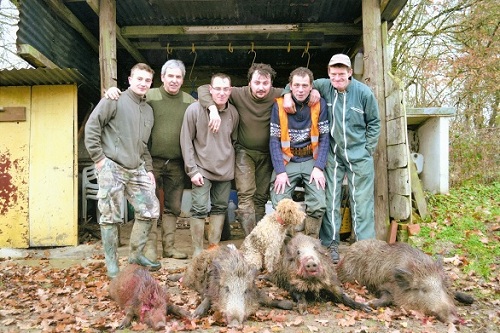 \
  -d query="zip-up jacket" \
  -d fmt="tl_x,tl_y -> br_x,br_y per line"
85,88 -> 154,171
